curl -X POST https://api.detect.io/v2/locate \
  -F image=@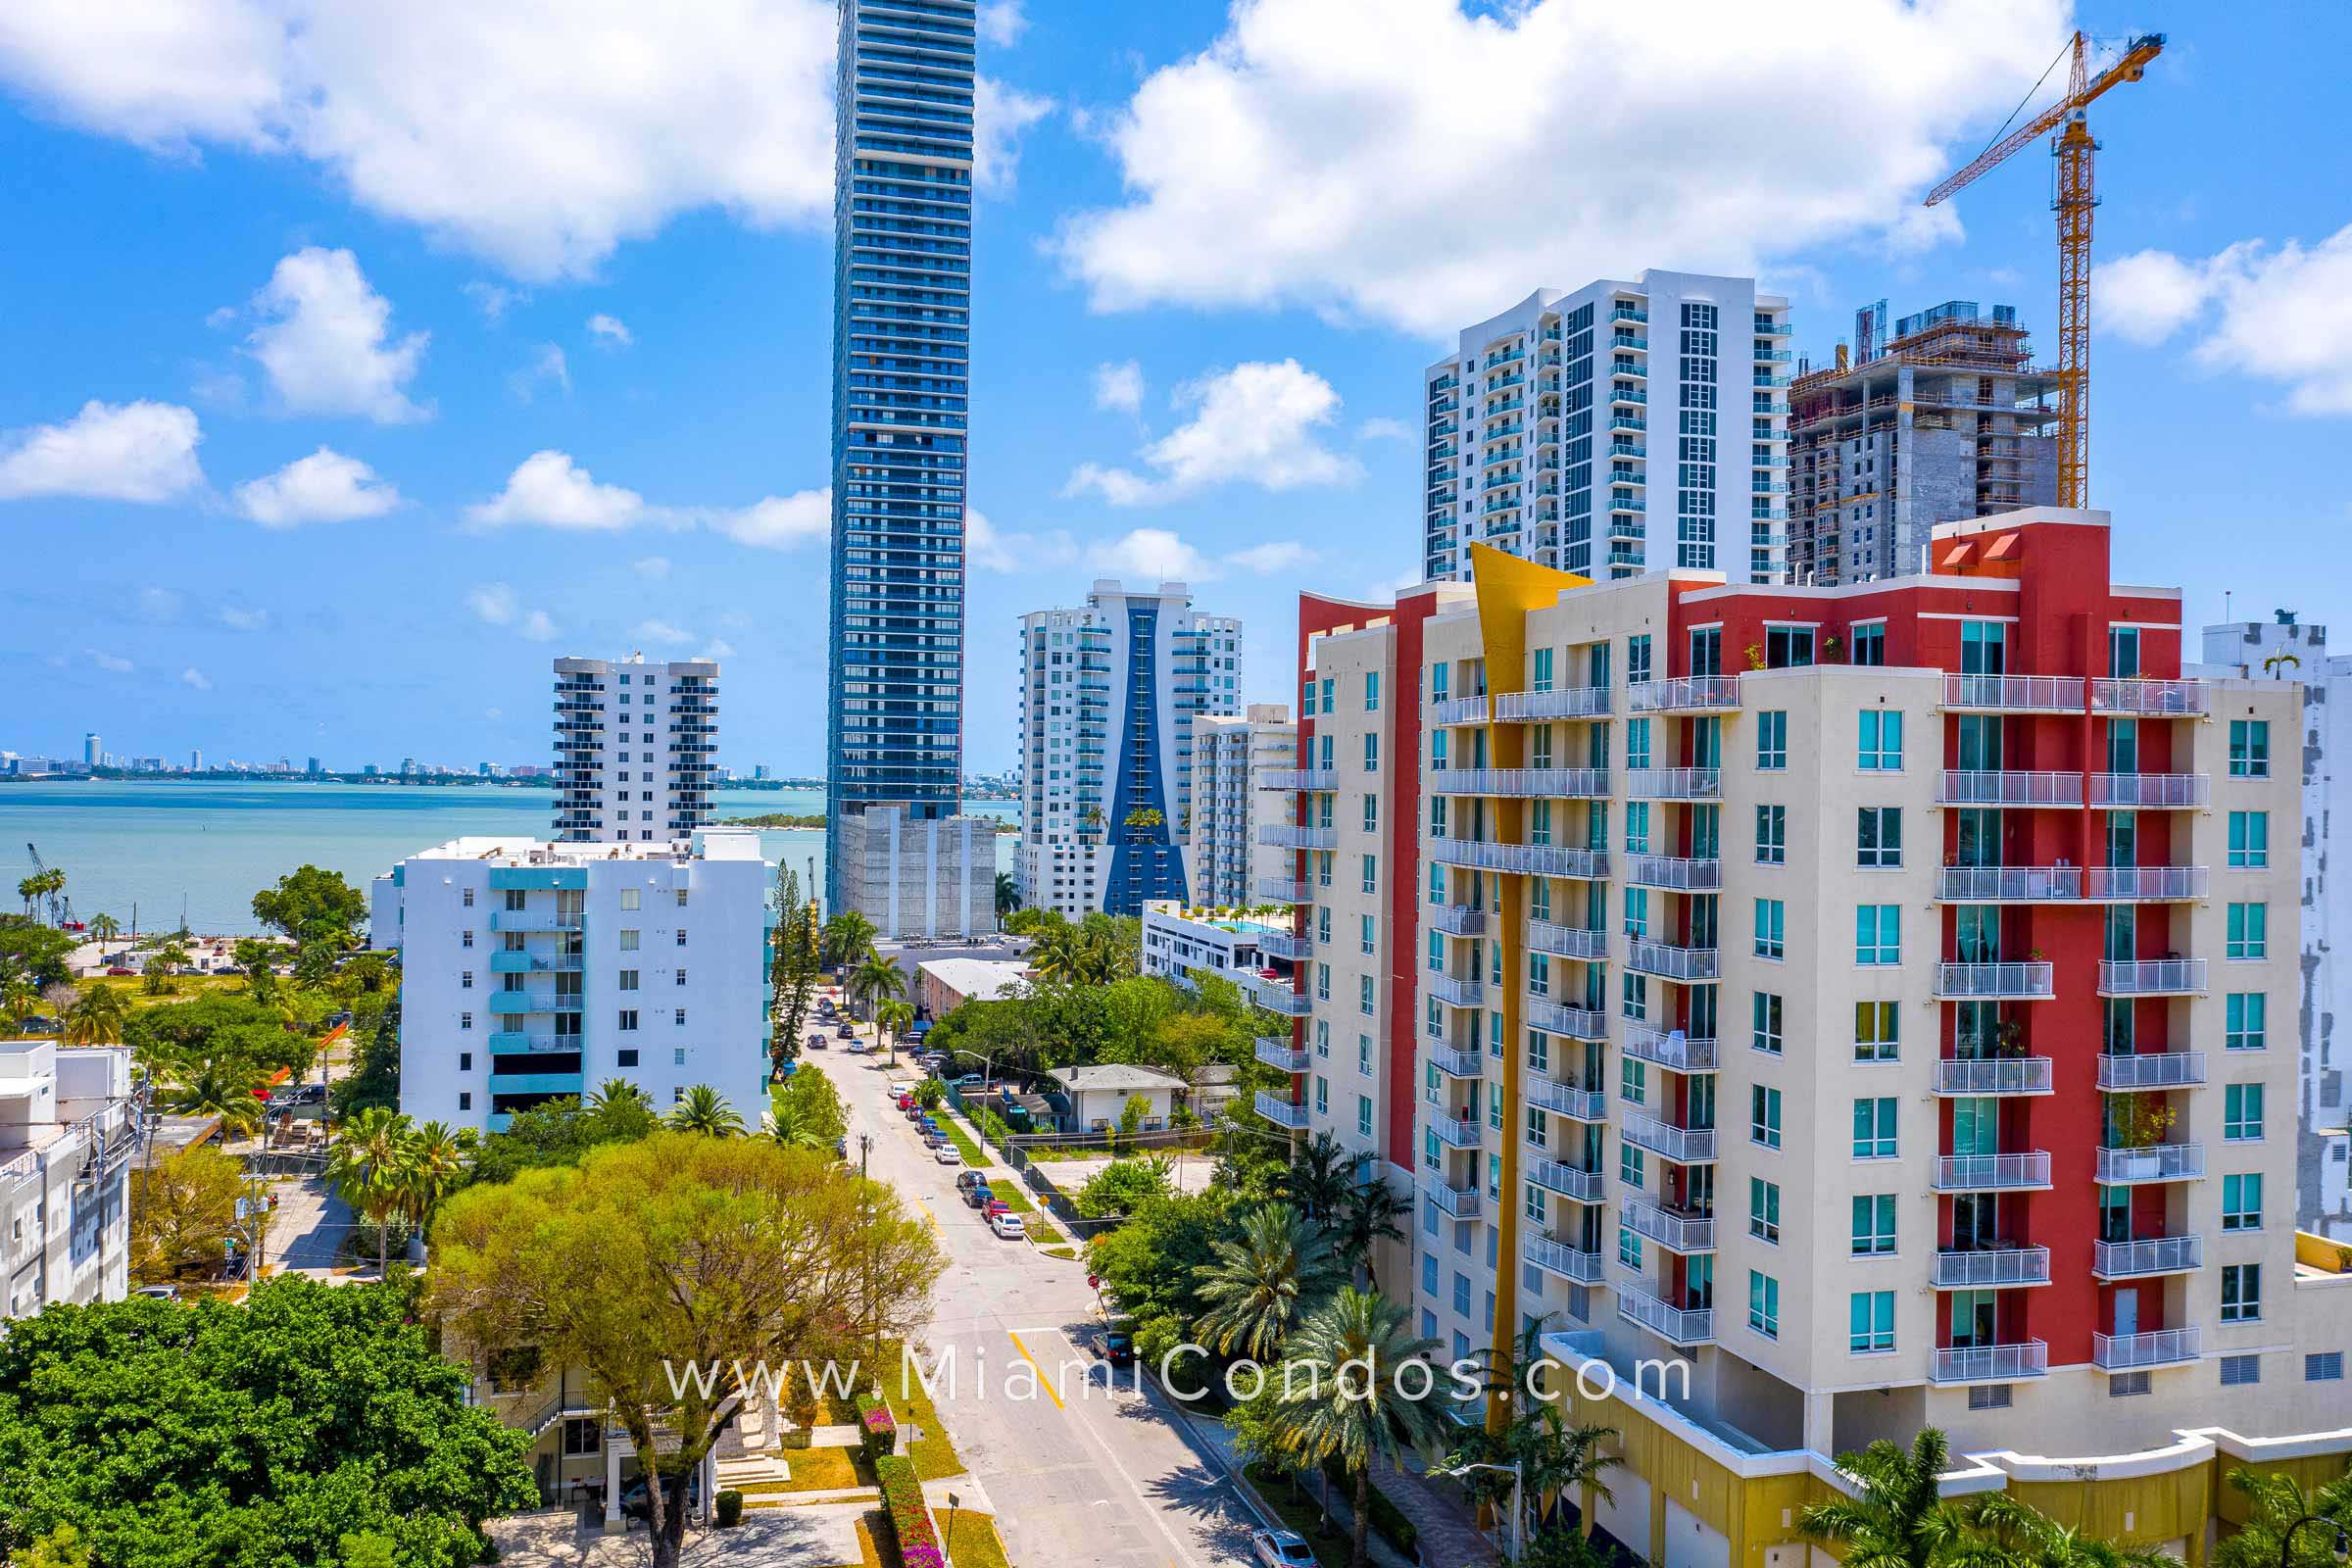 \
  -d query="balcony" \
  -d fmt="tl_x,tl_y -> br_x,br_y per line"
1625,768 -> 1721,801
1254,878 -> 1311,904
486,990 -> 578,1014
1429,1114 -> 1484,1151
1941,674 -> 2084,712
1931,1341 -> 2048,1385
1258,824 -> 1337,850
488,951 -> 584,974
1428,838 -> 1608,880
1525,1152 -> 1604,1202
2094,1327 -> 2202,1371
1428,905 -> 1488,937
1420,1171 -> 1482,1219
2092,679 -> 2210,717
2097,1051 -> 2207,1091
1933,1057 -> 2054,1096
1494,686 -> 1611,721
1258,768 -> 1336,792
1936,769 -> 2086,808
1431,696 -> 1491,726
1628,675 -> 1740,713
1254,1092 -> 1310,1130
1246,973 -> 1312,1016
1935,962 -> 2056,1000
1621,1111 -> 1716,1164
1254,1038 -> 1309,1073
1622,1199 -> 1716,1253
1525,999 -> 1607,1040
1420,973 -> 1477,1010
1524,1234 -> 1606,1285
1426,1043 -> 1484,1078
487,1070 -> 585,1099
2086,865 -> 2208,902
2095,1143 -> 2206,1184
2092,1235 -> 2203,1279
1936,865 -> 2082,902
2098,959 -> 2207,996
488,909 -> 585,933
487,1031 -> 567,1053
1931,1247 -> 2052,1289
1431,766 -> 1611,799
2091,771 -> 2210,809
1628,940 -> 1719,983
1527,921 -> 1607,960
1256,931 -> 1314,961
1626,855 -> 1723,892
1622,1023 -> 1715,1073
1933,1152 -> 2053,1192
1617,1281 -> 1714,1348
1525,1079 -> 1608,1122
